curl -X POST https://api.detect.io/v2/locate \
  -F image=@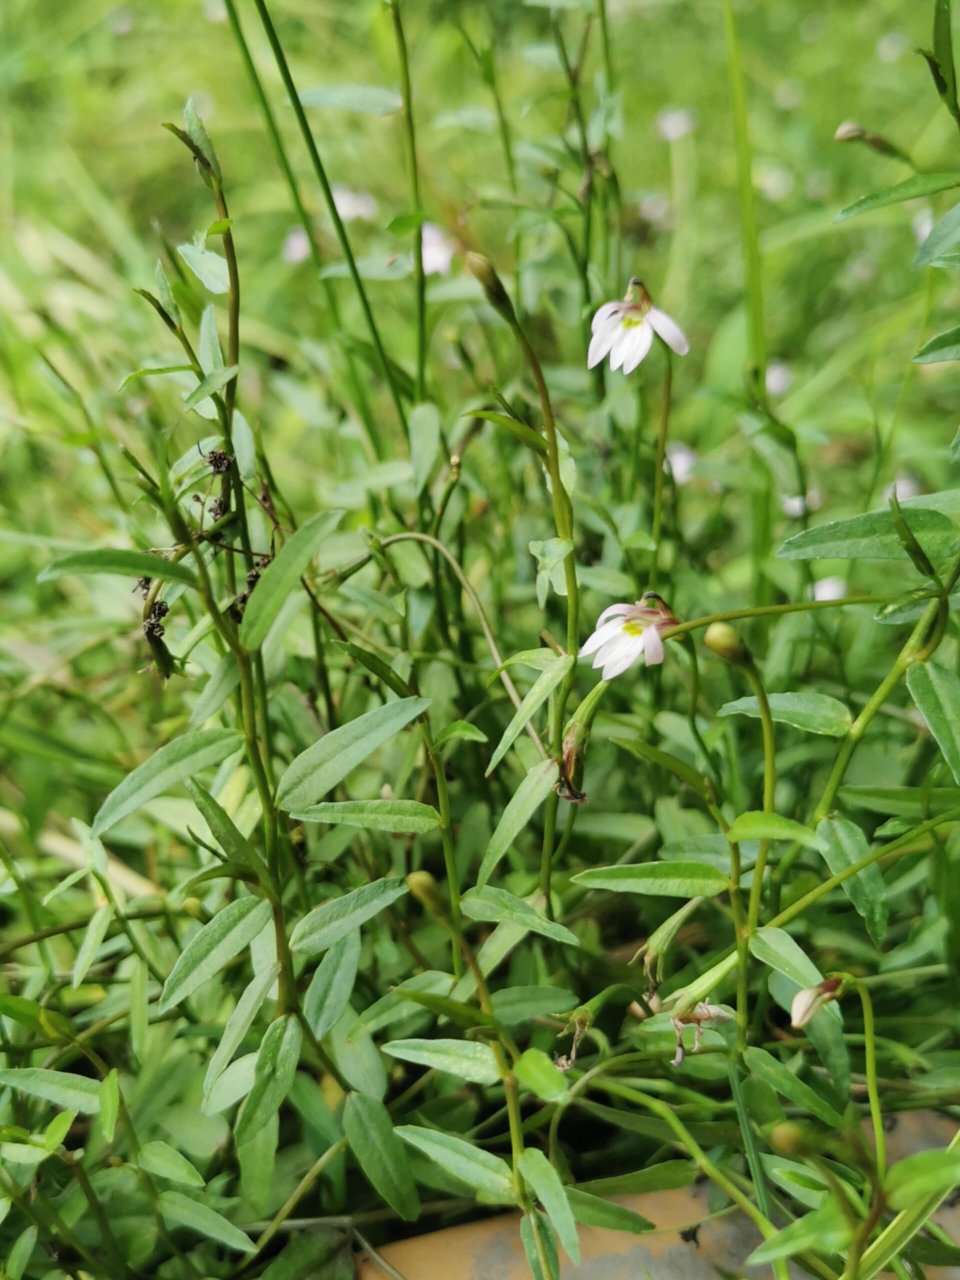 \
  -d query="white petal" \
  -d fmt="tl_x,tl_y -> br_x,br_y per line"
600,634 -> 646,680
591,630 -> 629,670
642,626 -> 665,665
609,326 -> 641,372
580,617 -> 626,658
587,317 -> 622,369
621,321 -> 654,374
591,301 -> 623,333
594,602 -> 634,627
647,307 -> 689,356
